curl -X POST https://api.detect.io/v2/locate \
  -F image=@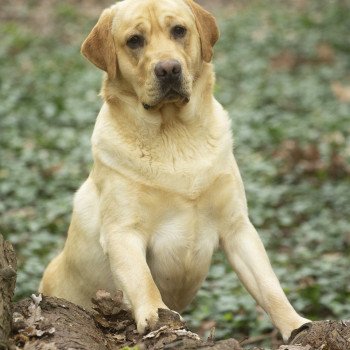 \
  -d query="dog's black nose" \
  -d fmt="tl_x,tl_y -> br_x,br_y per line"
155,60 -> 182,80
